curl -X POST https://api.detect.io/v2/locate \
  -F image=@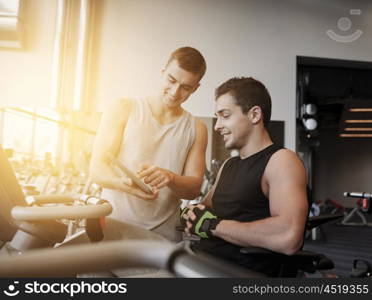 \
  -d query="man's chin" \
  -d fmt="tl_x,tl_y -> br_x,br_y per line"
164,98 -> 180,107
224,142 -> 234,149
